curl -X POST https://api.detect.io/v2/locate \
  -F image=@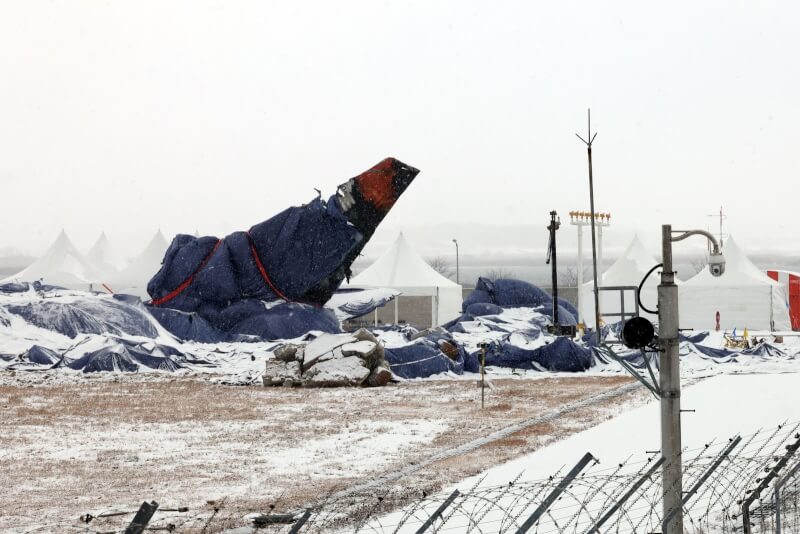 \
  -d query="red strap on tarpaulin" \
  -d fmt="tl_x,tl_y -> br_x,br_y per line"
150,239 -> 223,306
246,232 -> 291,302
